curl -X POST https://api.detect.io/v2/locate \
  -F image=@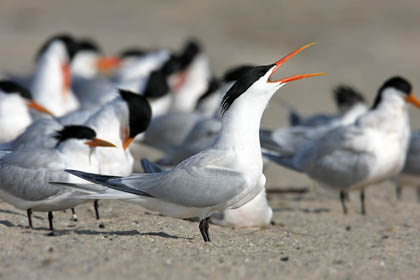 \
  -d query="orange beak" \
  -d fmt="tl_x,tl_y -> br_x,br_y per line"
85,137 -> 116,148
267,42 -> 326,84
61,63 -> 71,98
27,101 -> 54,116
122,127 -> 134,150
96,56 -> 121,75
405,93 -> 420,109
172,70 -> 188,93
